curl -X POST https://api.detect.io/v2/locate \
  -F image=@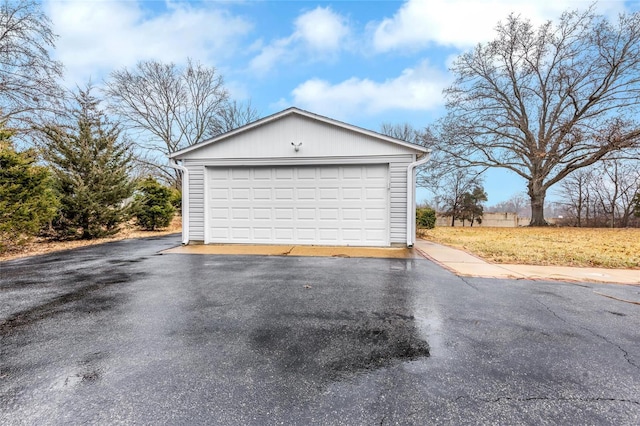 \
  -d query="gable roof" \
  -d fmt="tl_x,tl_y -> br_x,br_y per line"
169,107 -> 428,159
